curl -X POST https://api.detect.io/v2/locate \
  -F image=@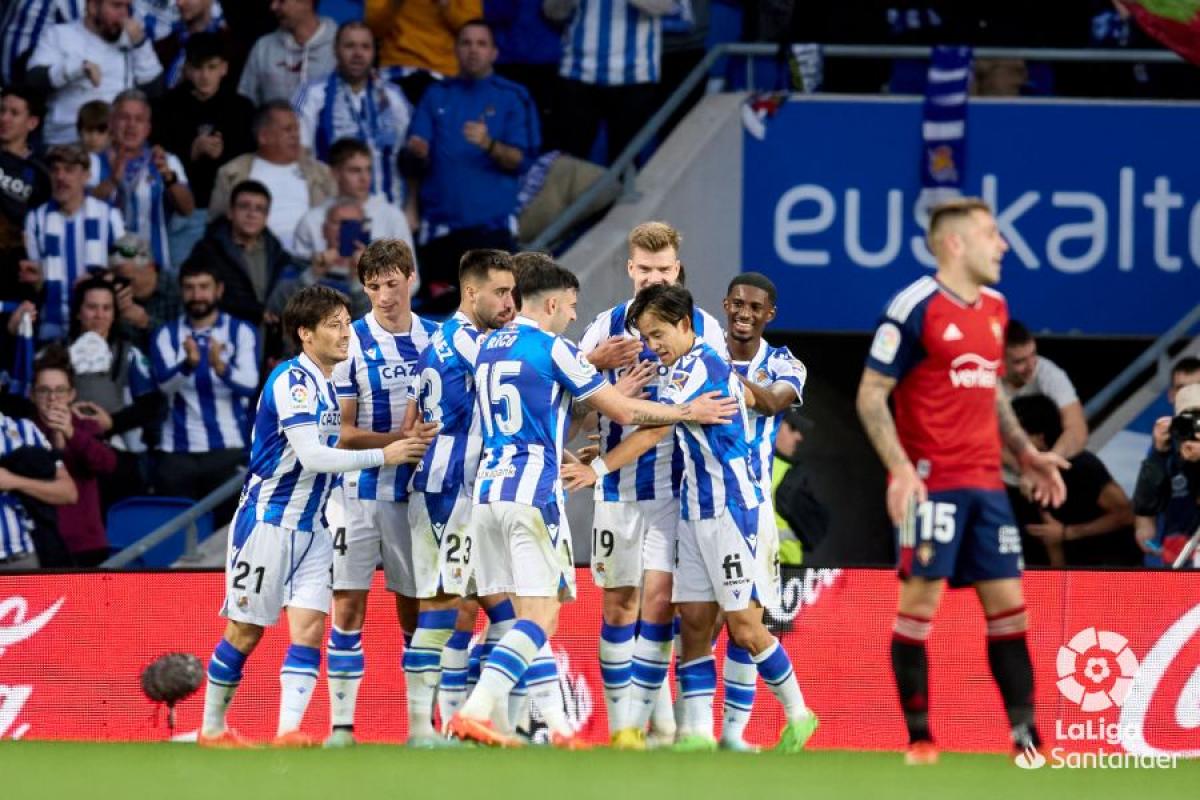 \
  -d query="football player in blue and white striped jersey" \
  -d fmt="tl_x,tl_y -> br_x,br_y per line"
446,257 -> 737,748
323,239 -> 440,747
719,272 -> 807,751
577,221 -> 726,741
403,249 -> 517,744
563,284 -> 818,753
198,285 -> 431,749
